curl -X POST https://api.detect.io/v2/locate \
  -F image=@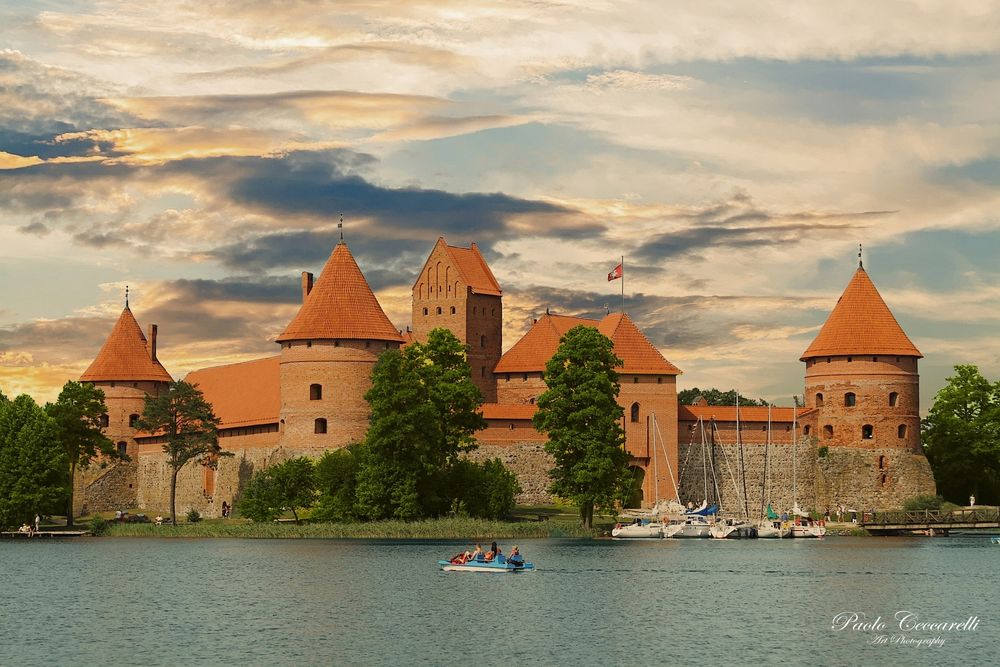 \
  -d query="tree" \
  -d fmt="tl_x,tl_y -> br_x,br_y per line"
239,457 -> 317,523
533,325 -> 630,529
677,387 -> 769,407
0,394 -> 69,529
356,328 -> 487,519
45,381 -> 116,526
136,381 -> 229,525
449,458 -> 522,519
922,365 -> 1000,504
313,446 -> 361,522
